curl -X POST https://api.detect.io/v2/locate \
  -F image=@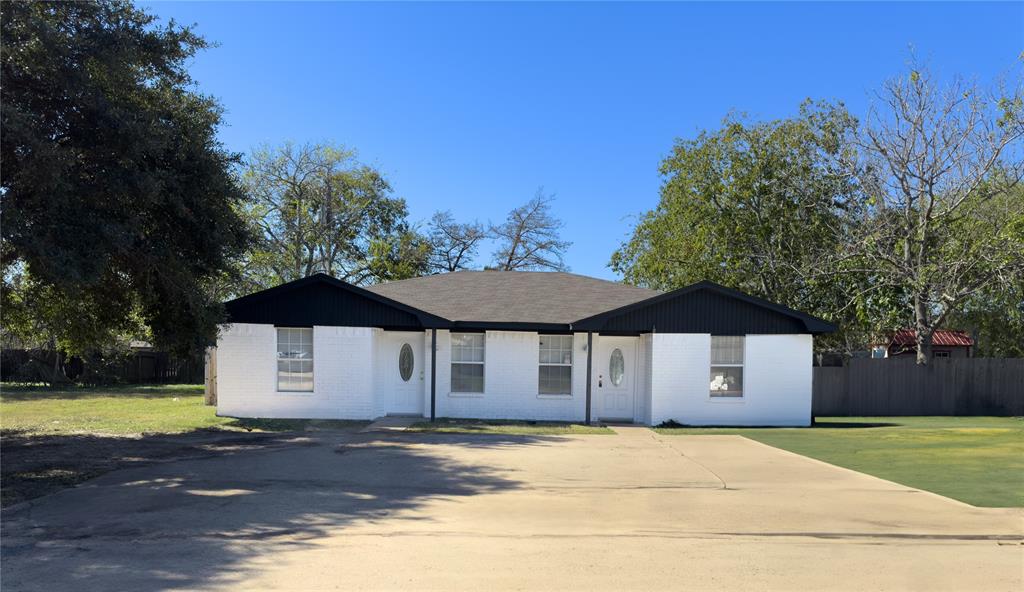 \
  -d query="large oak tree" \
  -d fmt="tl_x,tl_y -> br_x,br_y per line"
1,1 -> 251,355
